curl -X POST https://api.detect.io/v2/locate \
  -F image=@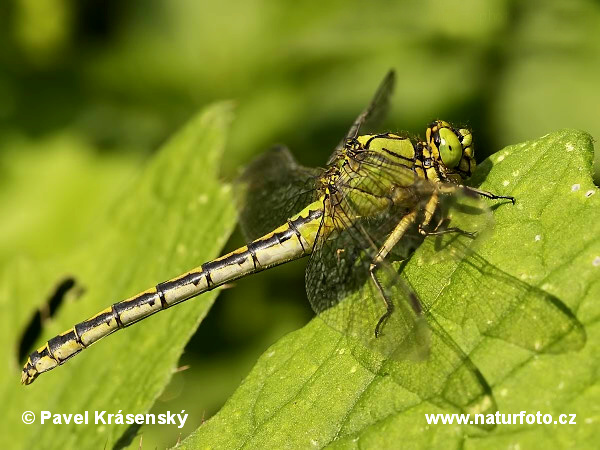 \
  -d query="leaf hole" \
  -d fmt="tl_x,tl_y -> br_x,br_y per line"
18,277 -> 83,363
